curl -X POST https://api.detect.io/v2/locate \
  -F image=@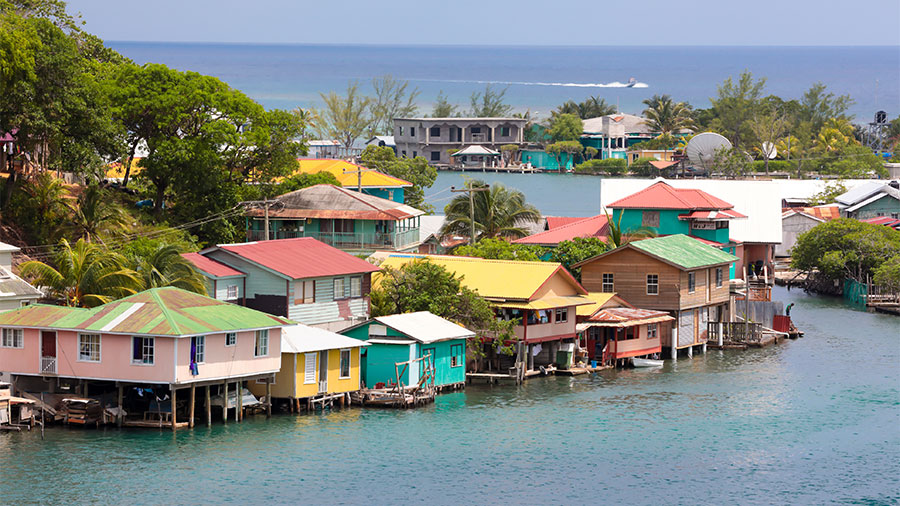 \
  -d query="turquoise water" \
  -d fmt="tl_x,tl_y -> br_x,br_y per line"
1,286 -> 898,504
